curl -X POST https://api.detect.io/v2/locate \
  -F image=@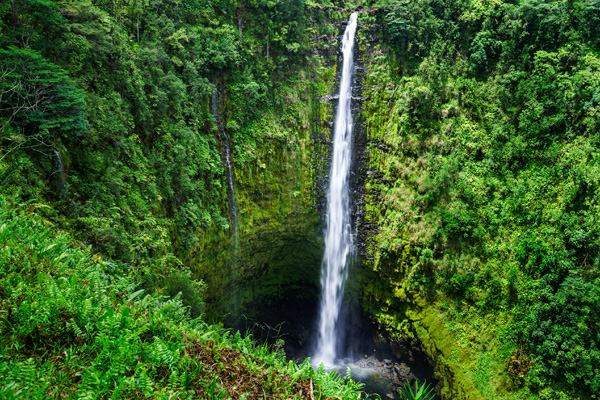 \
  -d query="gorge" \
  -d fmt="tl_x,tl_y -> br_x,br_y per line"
1,1 -> 600,399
